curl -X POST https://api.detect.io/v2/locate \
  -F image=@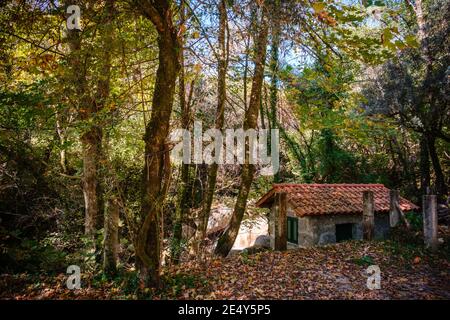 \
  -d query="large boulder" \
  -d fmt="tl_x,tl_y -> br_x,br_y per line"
254,235 -> 271,248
